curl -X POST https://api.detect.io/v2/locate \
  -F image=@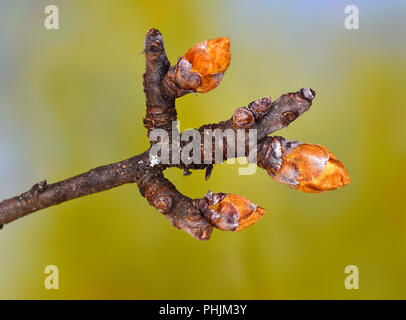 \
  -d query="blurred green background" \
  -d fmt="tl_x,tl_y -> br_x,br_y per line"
0,0 -> 405,299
